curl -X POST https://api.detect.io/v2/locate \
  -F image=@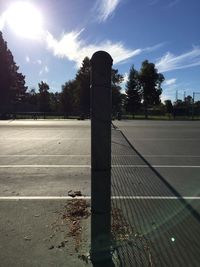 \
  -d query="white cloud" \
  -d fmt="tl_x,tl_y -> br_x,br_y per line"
156,46 -> 200,72
167,0 -> 180,8
25,56 -> 30,63
94,0 -> 121,23
148,0 -> 180,8
123,72 -> 129,84
143,43 -> 165,52
45,29 -> 160,68
37,59 -> 42,65
44,66 -> 49,72
39,65 -> 49,75
0,12 -> 6,30
164,78 -> 176,86
120,72 -> 128,91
